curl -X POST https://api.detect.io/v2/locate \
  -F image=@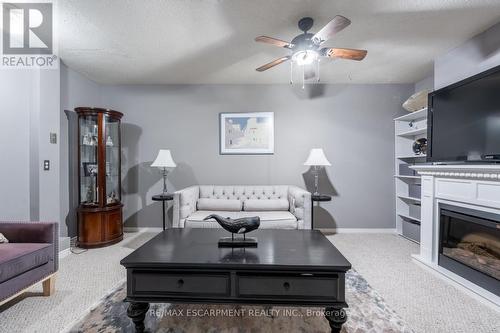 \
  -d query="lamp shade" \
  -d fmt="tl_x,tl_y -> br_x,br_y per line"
304,148 -> 331,166
151,149 -> 176,168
